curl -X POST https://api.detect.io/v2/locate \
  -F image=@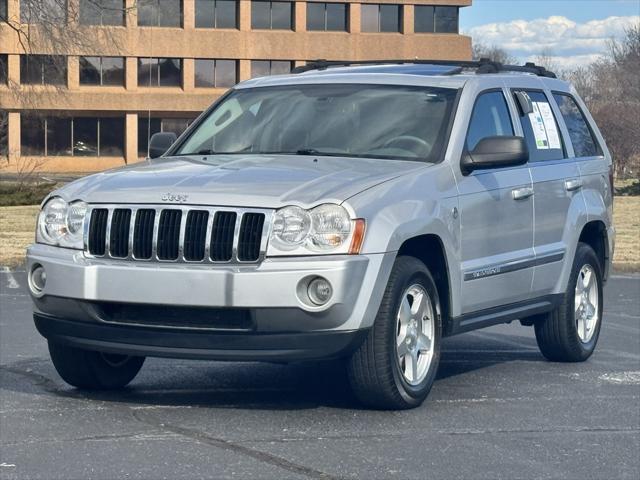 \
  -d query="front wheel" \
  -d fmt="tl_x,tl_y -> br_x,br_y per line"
347,256 -> 442,410
534,243 -> 604,362
49,341 -> 145,390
